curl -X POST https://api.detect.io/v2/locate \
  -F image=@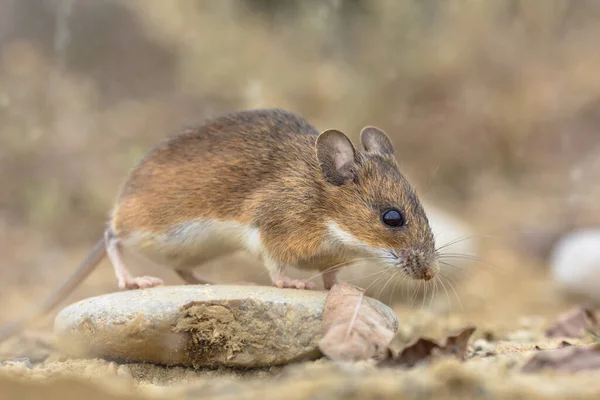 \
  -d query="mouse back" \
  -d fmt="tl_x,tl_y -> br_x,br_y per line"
111,109 -> 322,235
